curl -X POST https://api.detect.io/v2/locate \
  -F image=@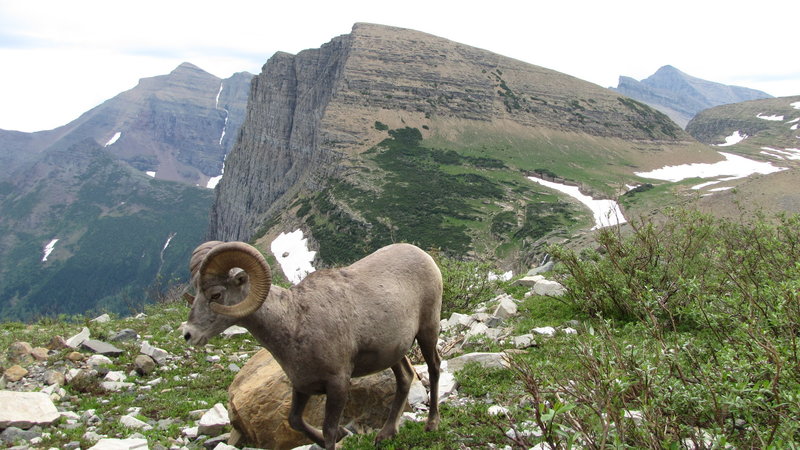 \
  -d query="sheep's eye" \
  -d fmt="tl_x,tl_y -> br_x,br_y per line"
209,293 -> 222,303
